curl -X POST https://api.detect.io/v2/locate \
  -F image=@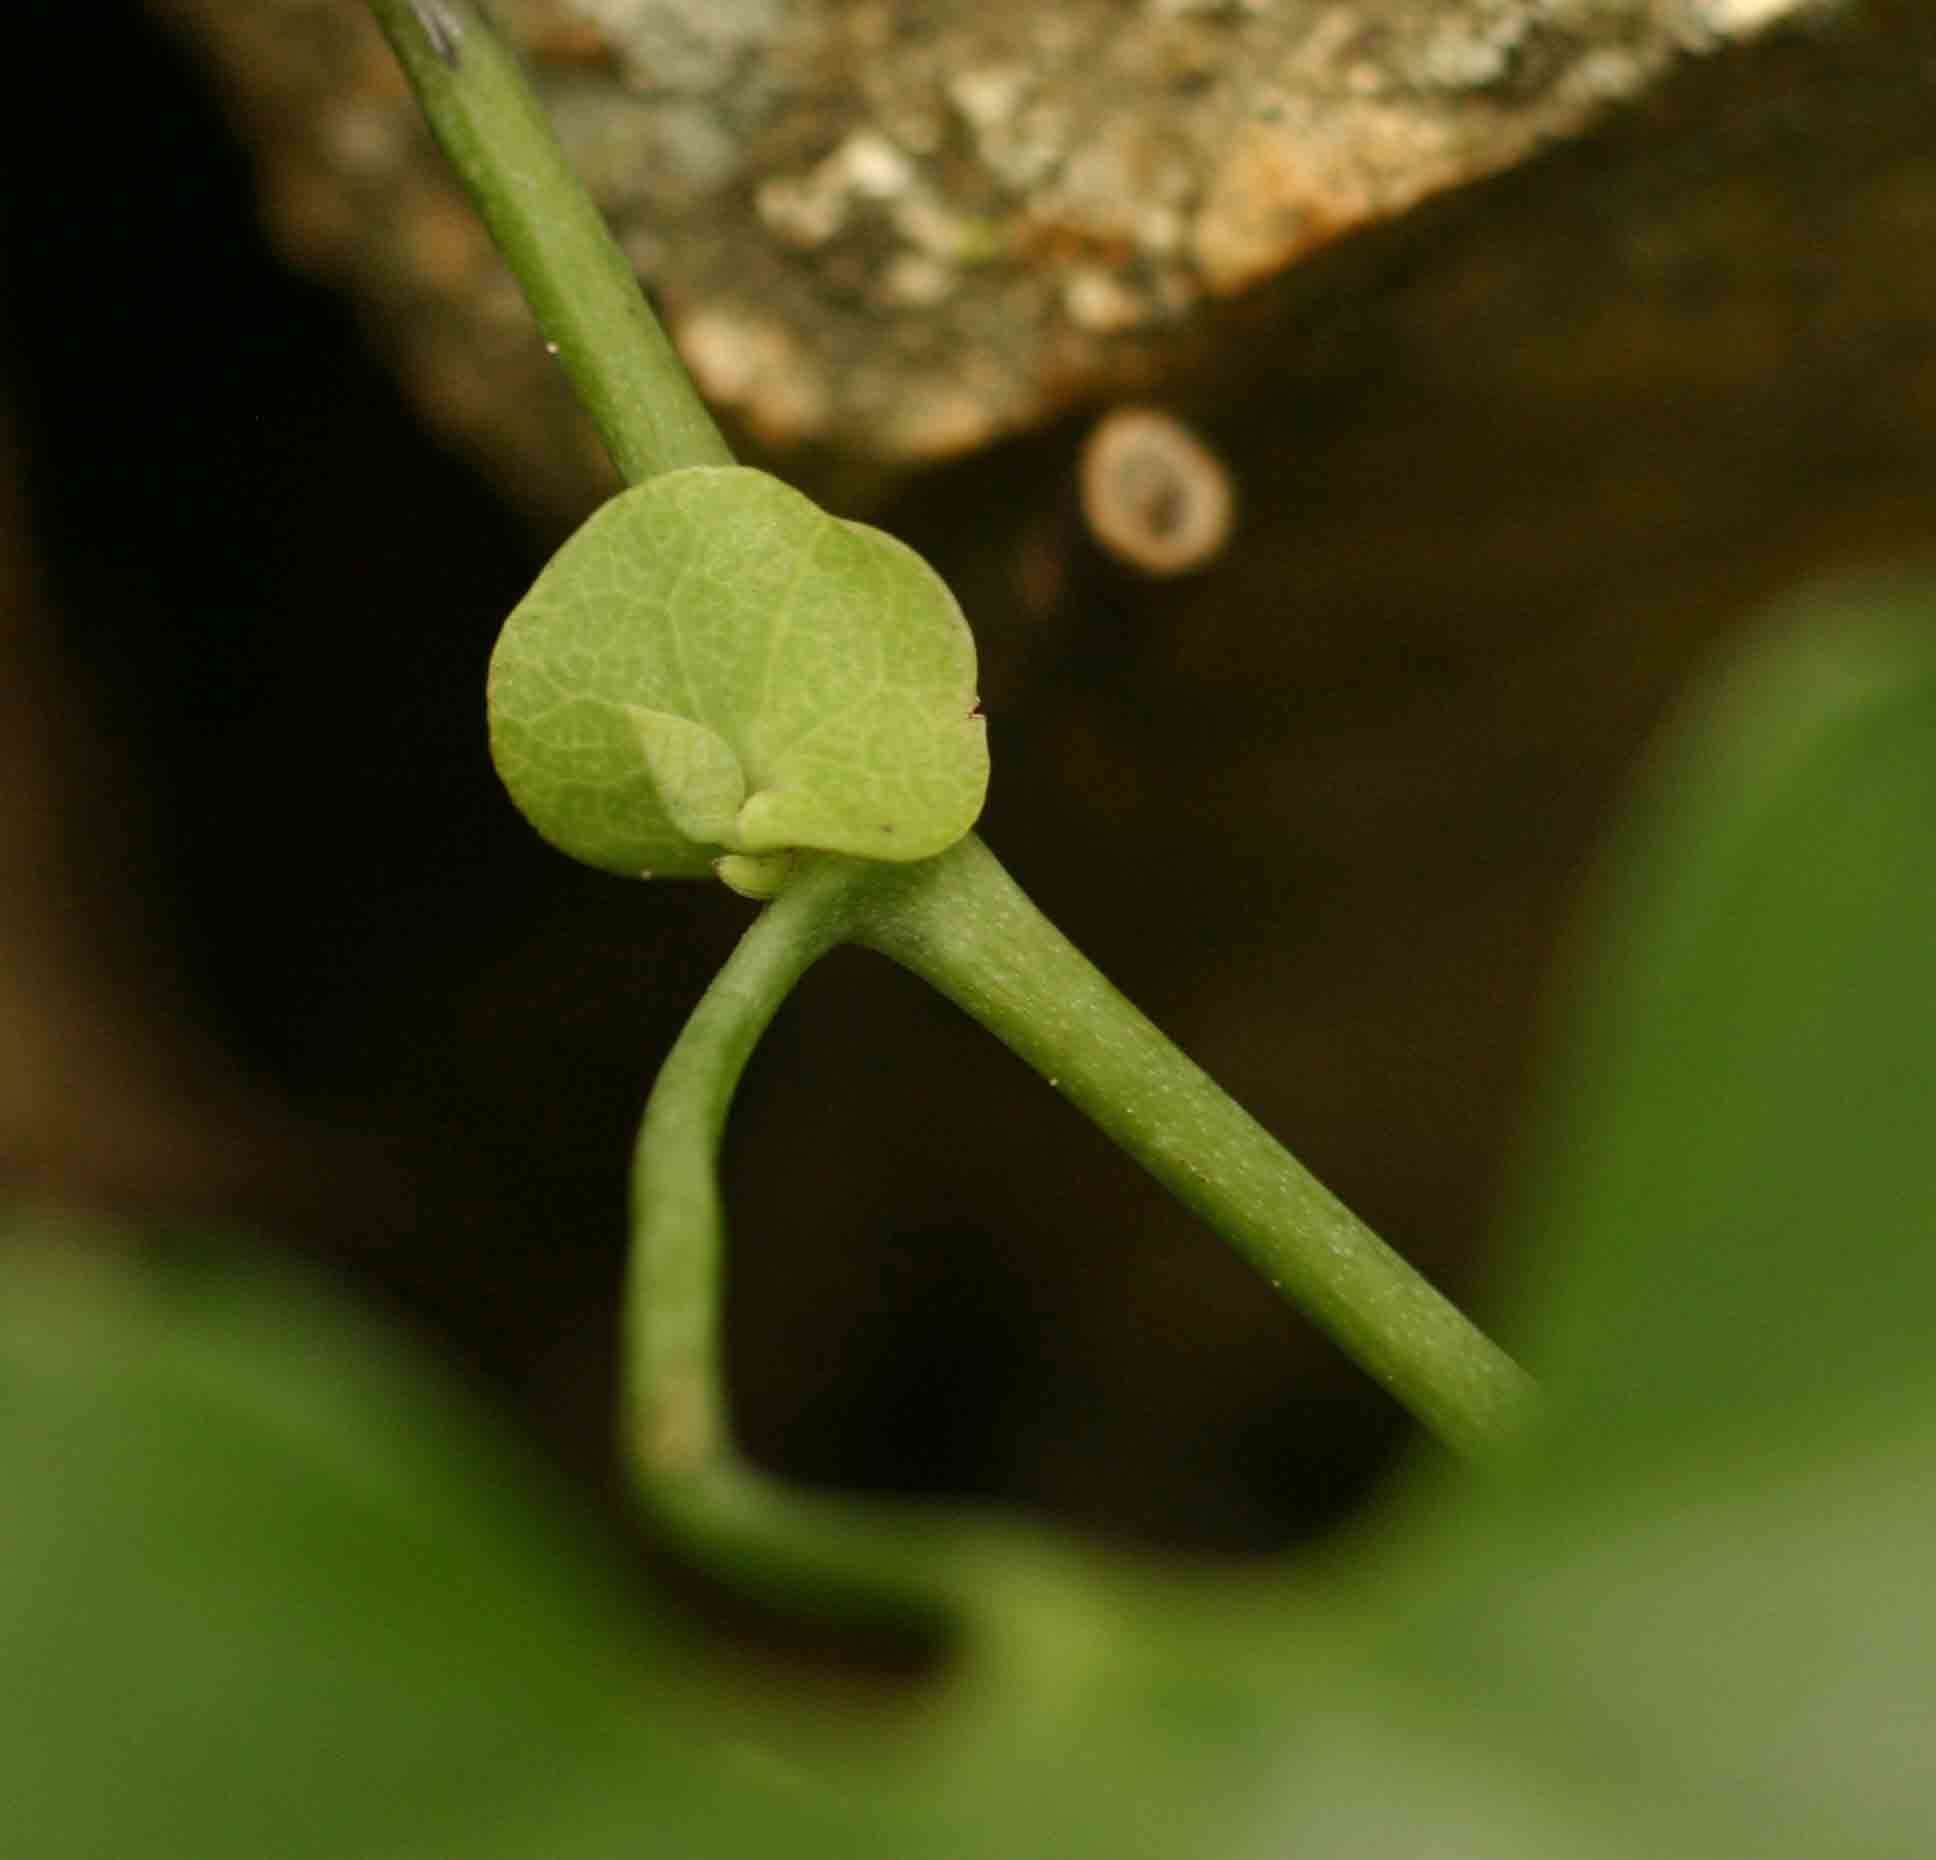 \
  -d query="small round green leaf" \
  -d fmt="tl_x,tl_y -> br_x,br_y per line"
488,467 -> 989,879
